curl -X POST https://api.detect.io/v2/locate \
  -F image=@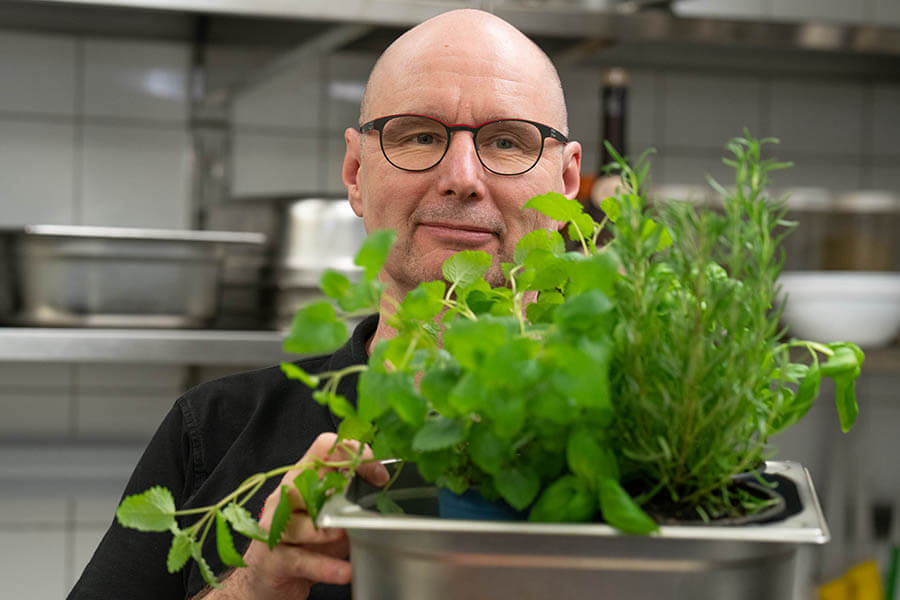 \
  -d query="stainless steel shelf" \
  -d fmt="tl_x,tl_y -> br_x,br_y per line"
0,327 -> 295,365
